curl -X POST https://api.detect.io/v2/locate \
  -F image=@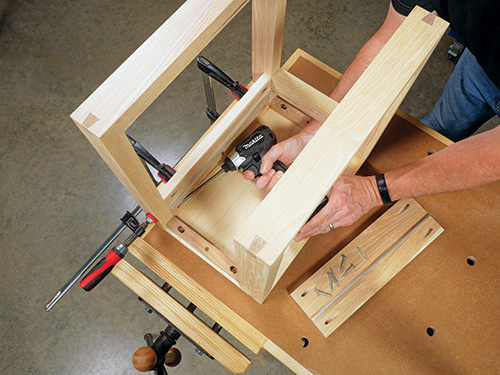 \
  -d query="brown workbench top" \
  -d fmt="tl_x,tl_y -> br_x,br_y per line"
144,112 -> 500,374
